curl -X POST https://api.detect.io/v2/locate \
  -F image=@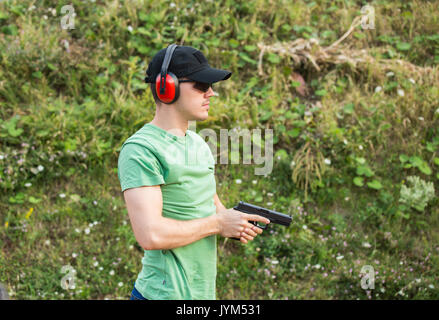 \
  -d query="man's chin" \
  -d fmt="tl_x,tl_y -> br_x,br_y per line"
192,112 -> 209,121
